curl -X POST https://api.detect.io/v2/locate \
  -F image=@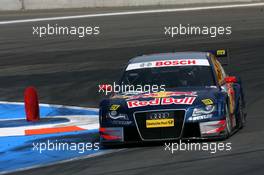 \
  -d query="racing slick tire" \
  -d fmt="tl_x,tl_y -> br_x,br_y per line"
237,97 -> 246,129
224,103 -> 232,139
